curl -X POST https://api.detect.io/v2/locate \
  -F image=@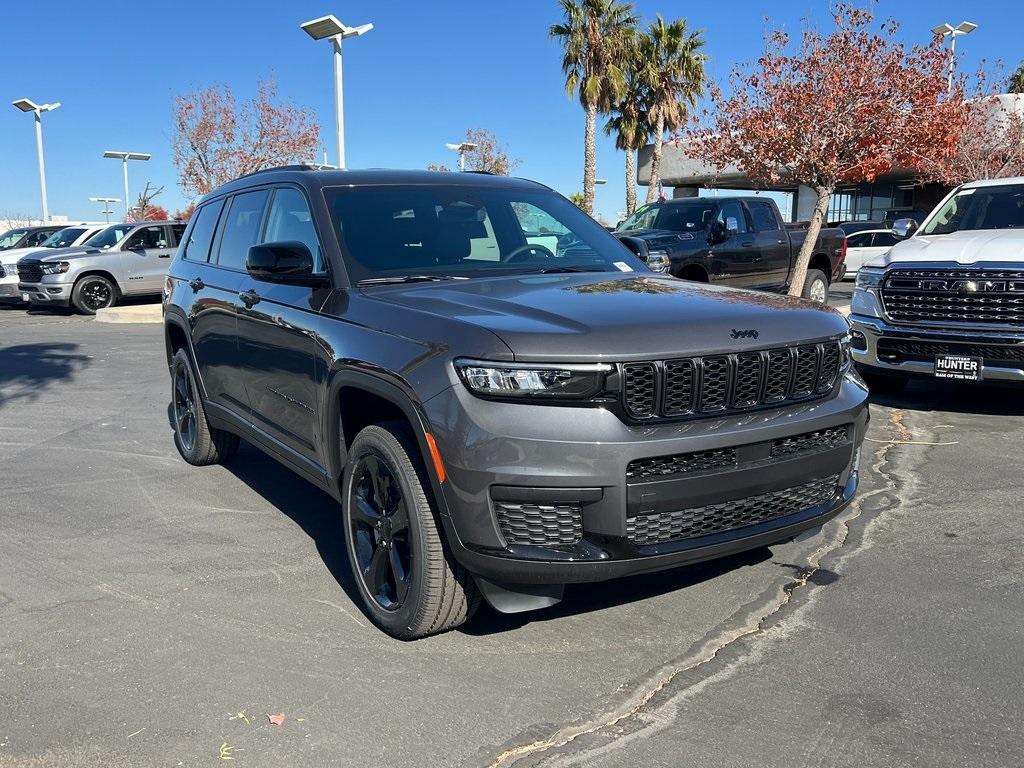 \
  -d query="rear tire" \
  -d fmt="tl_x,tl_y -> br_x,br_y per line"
856,364 -> 909,395
343,422 -> 480,639
170,348 -> 239,465
802,269 -> 829,303
71,275 -> 117,315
